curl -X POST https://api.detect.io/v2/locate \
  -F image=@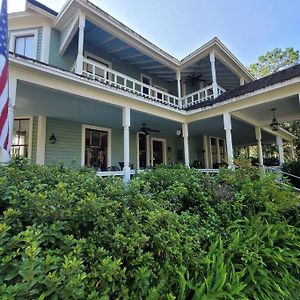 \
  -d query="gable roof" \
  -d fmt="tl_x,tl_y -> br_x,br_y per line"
26,0 -> 58,16
186,64 -> 300,111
